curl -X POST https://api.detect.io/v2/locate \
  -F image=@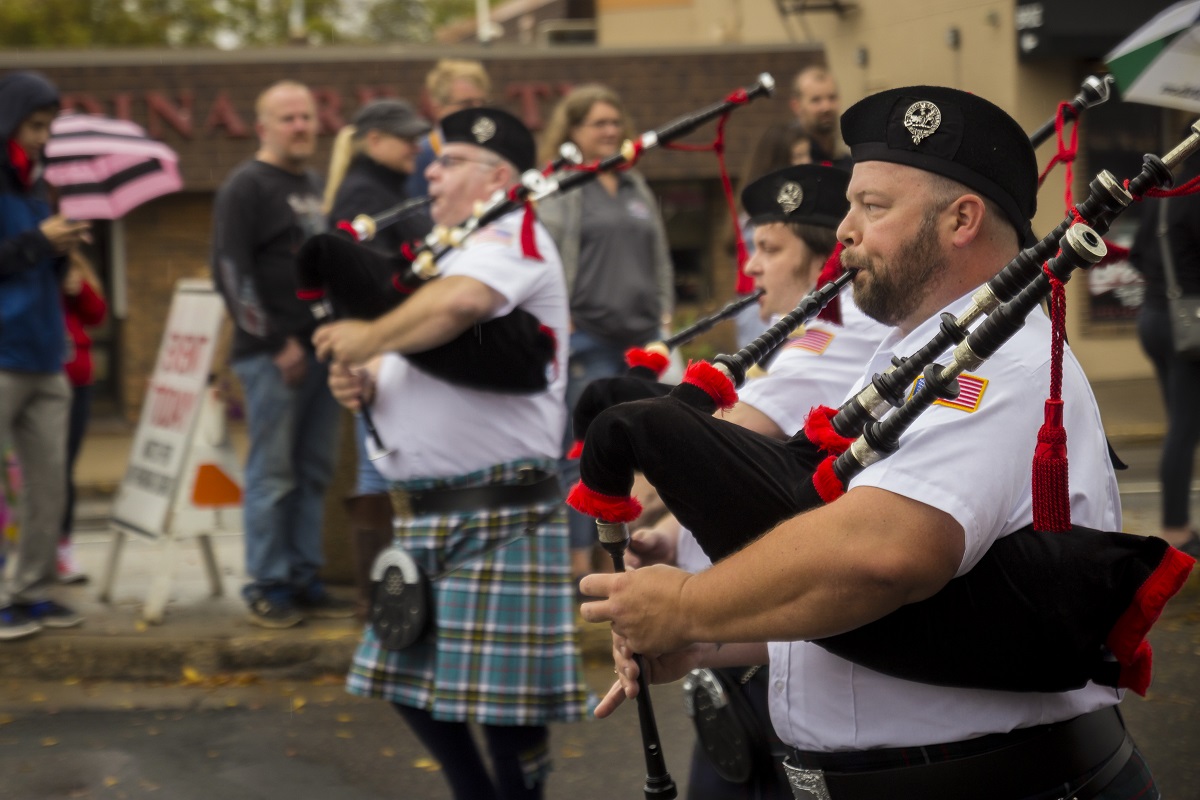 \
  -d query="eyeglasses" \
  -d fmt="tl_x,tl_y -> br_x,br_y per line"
579,118 -> 623,130
431,153 -> 500,170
